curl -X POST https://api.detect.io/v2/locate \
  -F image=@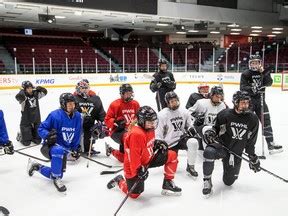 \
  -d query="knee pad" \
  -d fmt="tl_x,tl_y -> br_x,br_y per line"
203,146 -> 216,160
223,175 -> 238,186
50,146 -> 65,158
